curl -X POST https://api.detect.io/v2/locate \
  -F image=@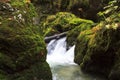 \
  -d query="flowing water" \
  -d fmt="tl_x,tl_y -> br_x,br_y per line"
46,37 -> 107,80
